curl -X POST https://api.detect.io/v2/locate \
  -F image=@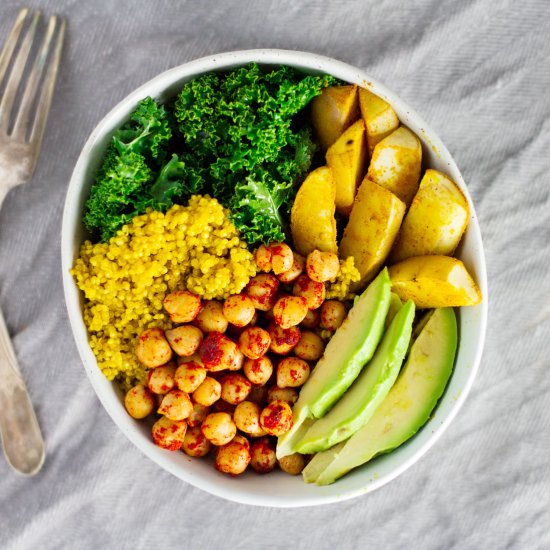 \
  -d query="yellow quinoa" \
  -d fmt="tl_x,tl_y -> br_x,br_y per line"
71,195 -> 257,387
325,256 -> 361,301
